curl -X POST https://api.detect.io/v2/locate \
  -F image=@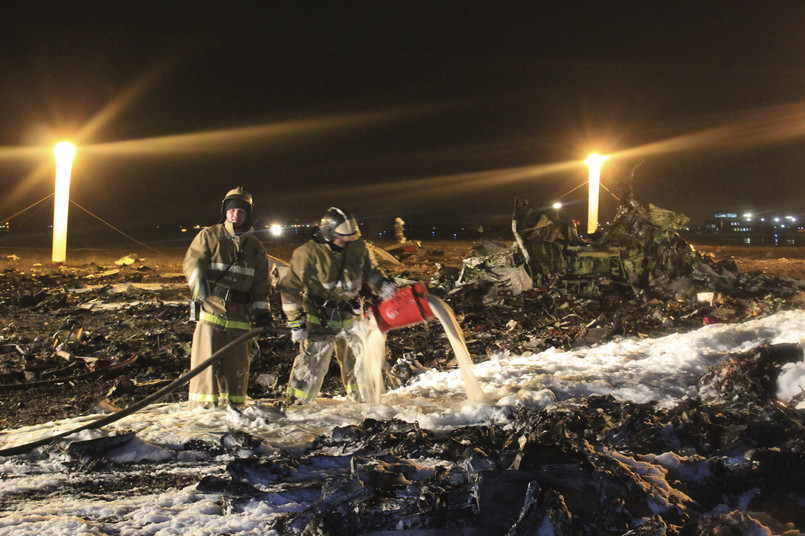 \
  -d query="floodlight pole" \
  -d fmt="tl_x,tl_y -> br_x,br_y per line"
52,142 -> 76,264
552,201 -> 562,221
585,153 -> 607,235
